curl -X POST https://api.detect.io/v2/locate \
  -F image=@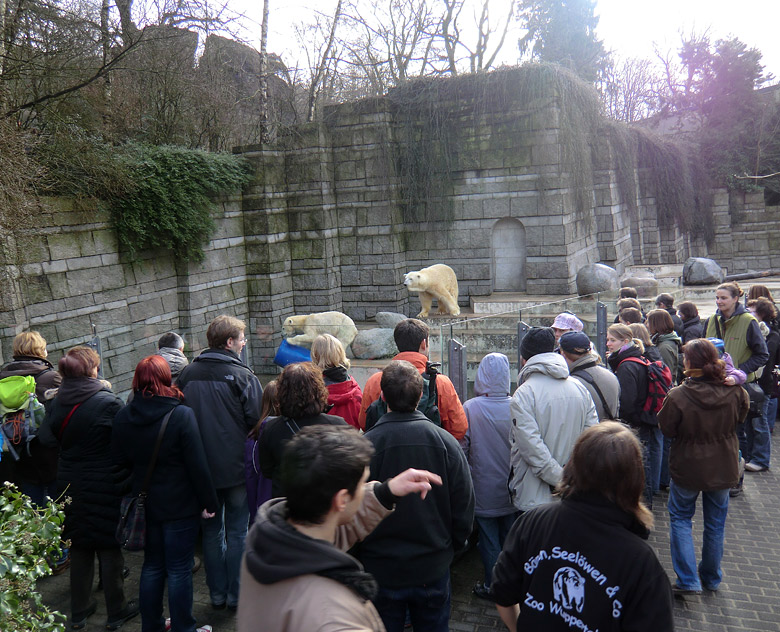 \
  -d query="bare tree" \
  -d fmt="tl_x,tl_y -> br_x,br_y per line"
600,56 -> 660,123
258,0 -> 270,141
